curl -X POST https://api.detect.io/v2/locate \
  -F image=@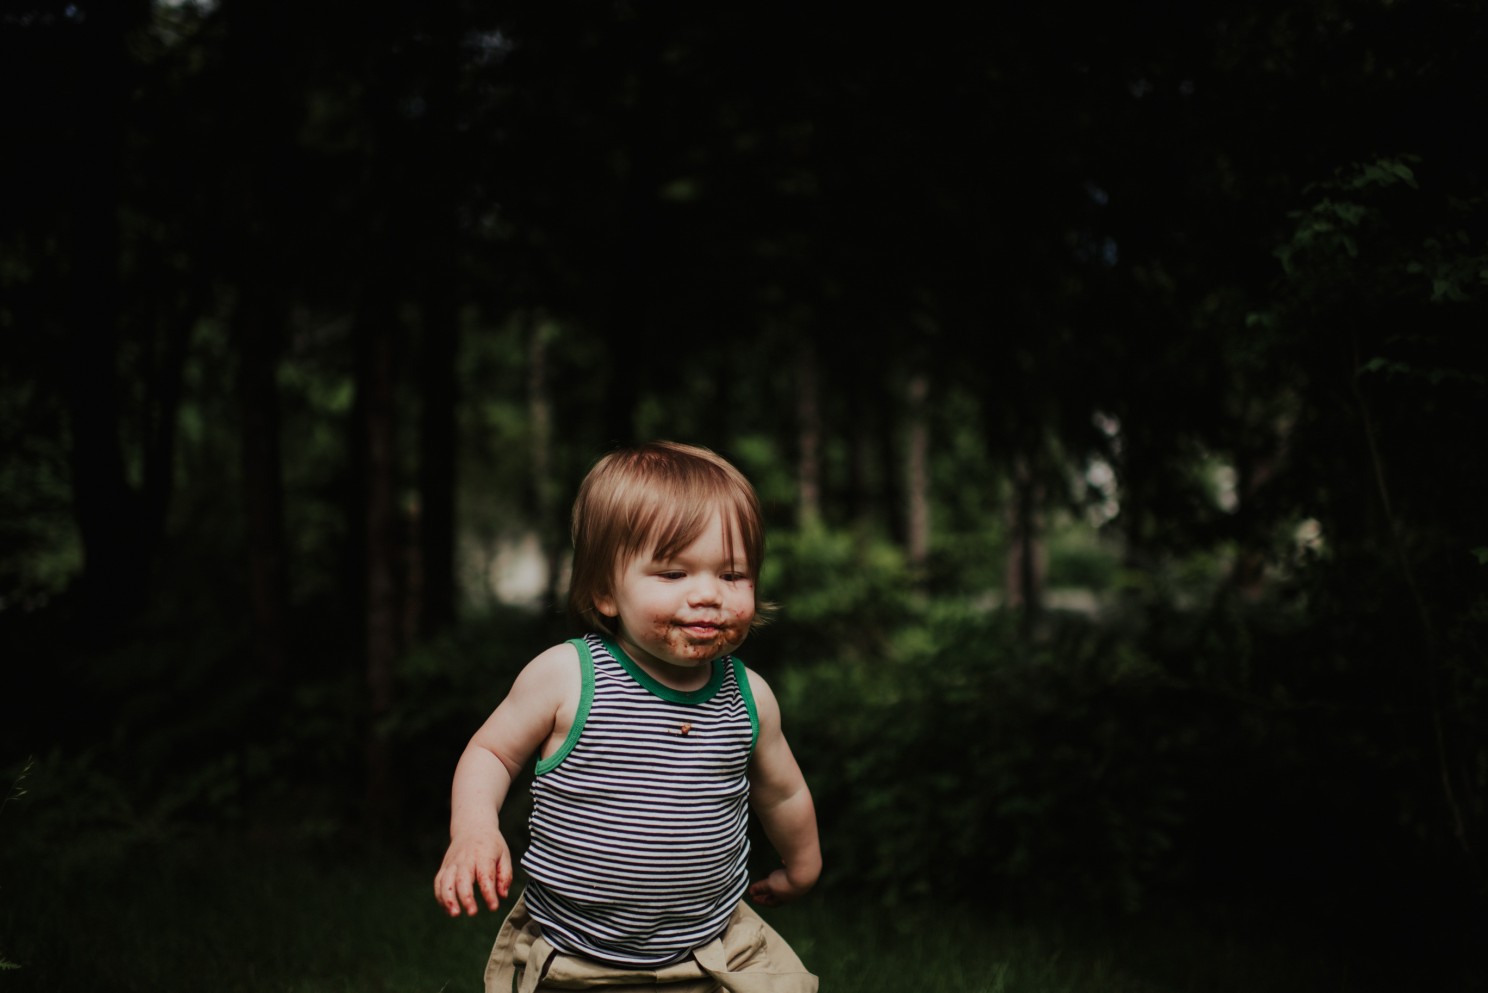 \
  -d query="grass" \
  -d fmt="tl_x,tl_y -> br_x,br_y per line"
766,898 -> 1371,993
0,831 -> 1386,993
1,837 -> 485,992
